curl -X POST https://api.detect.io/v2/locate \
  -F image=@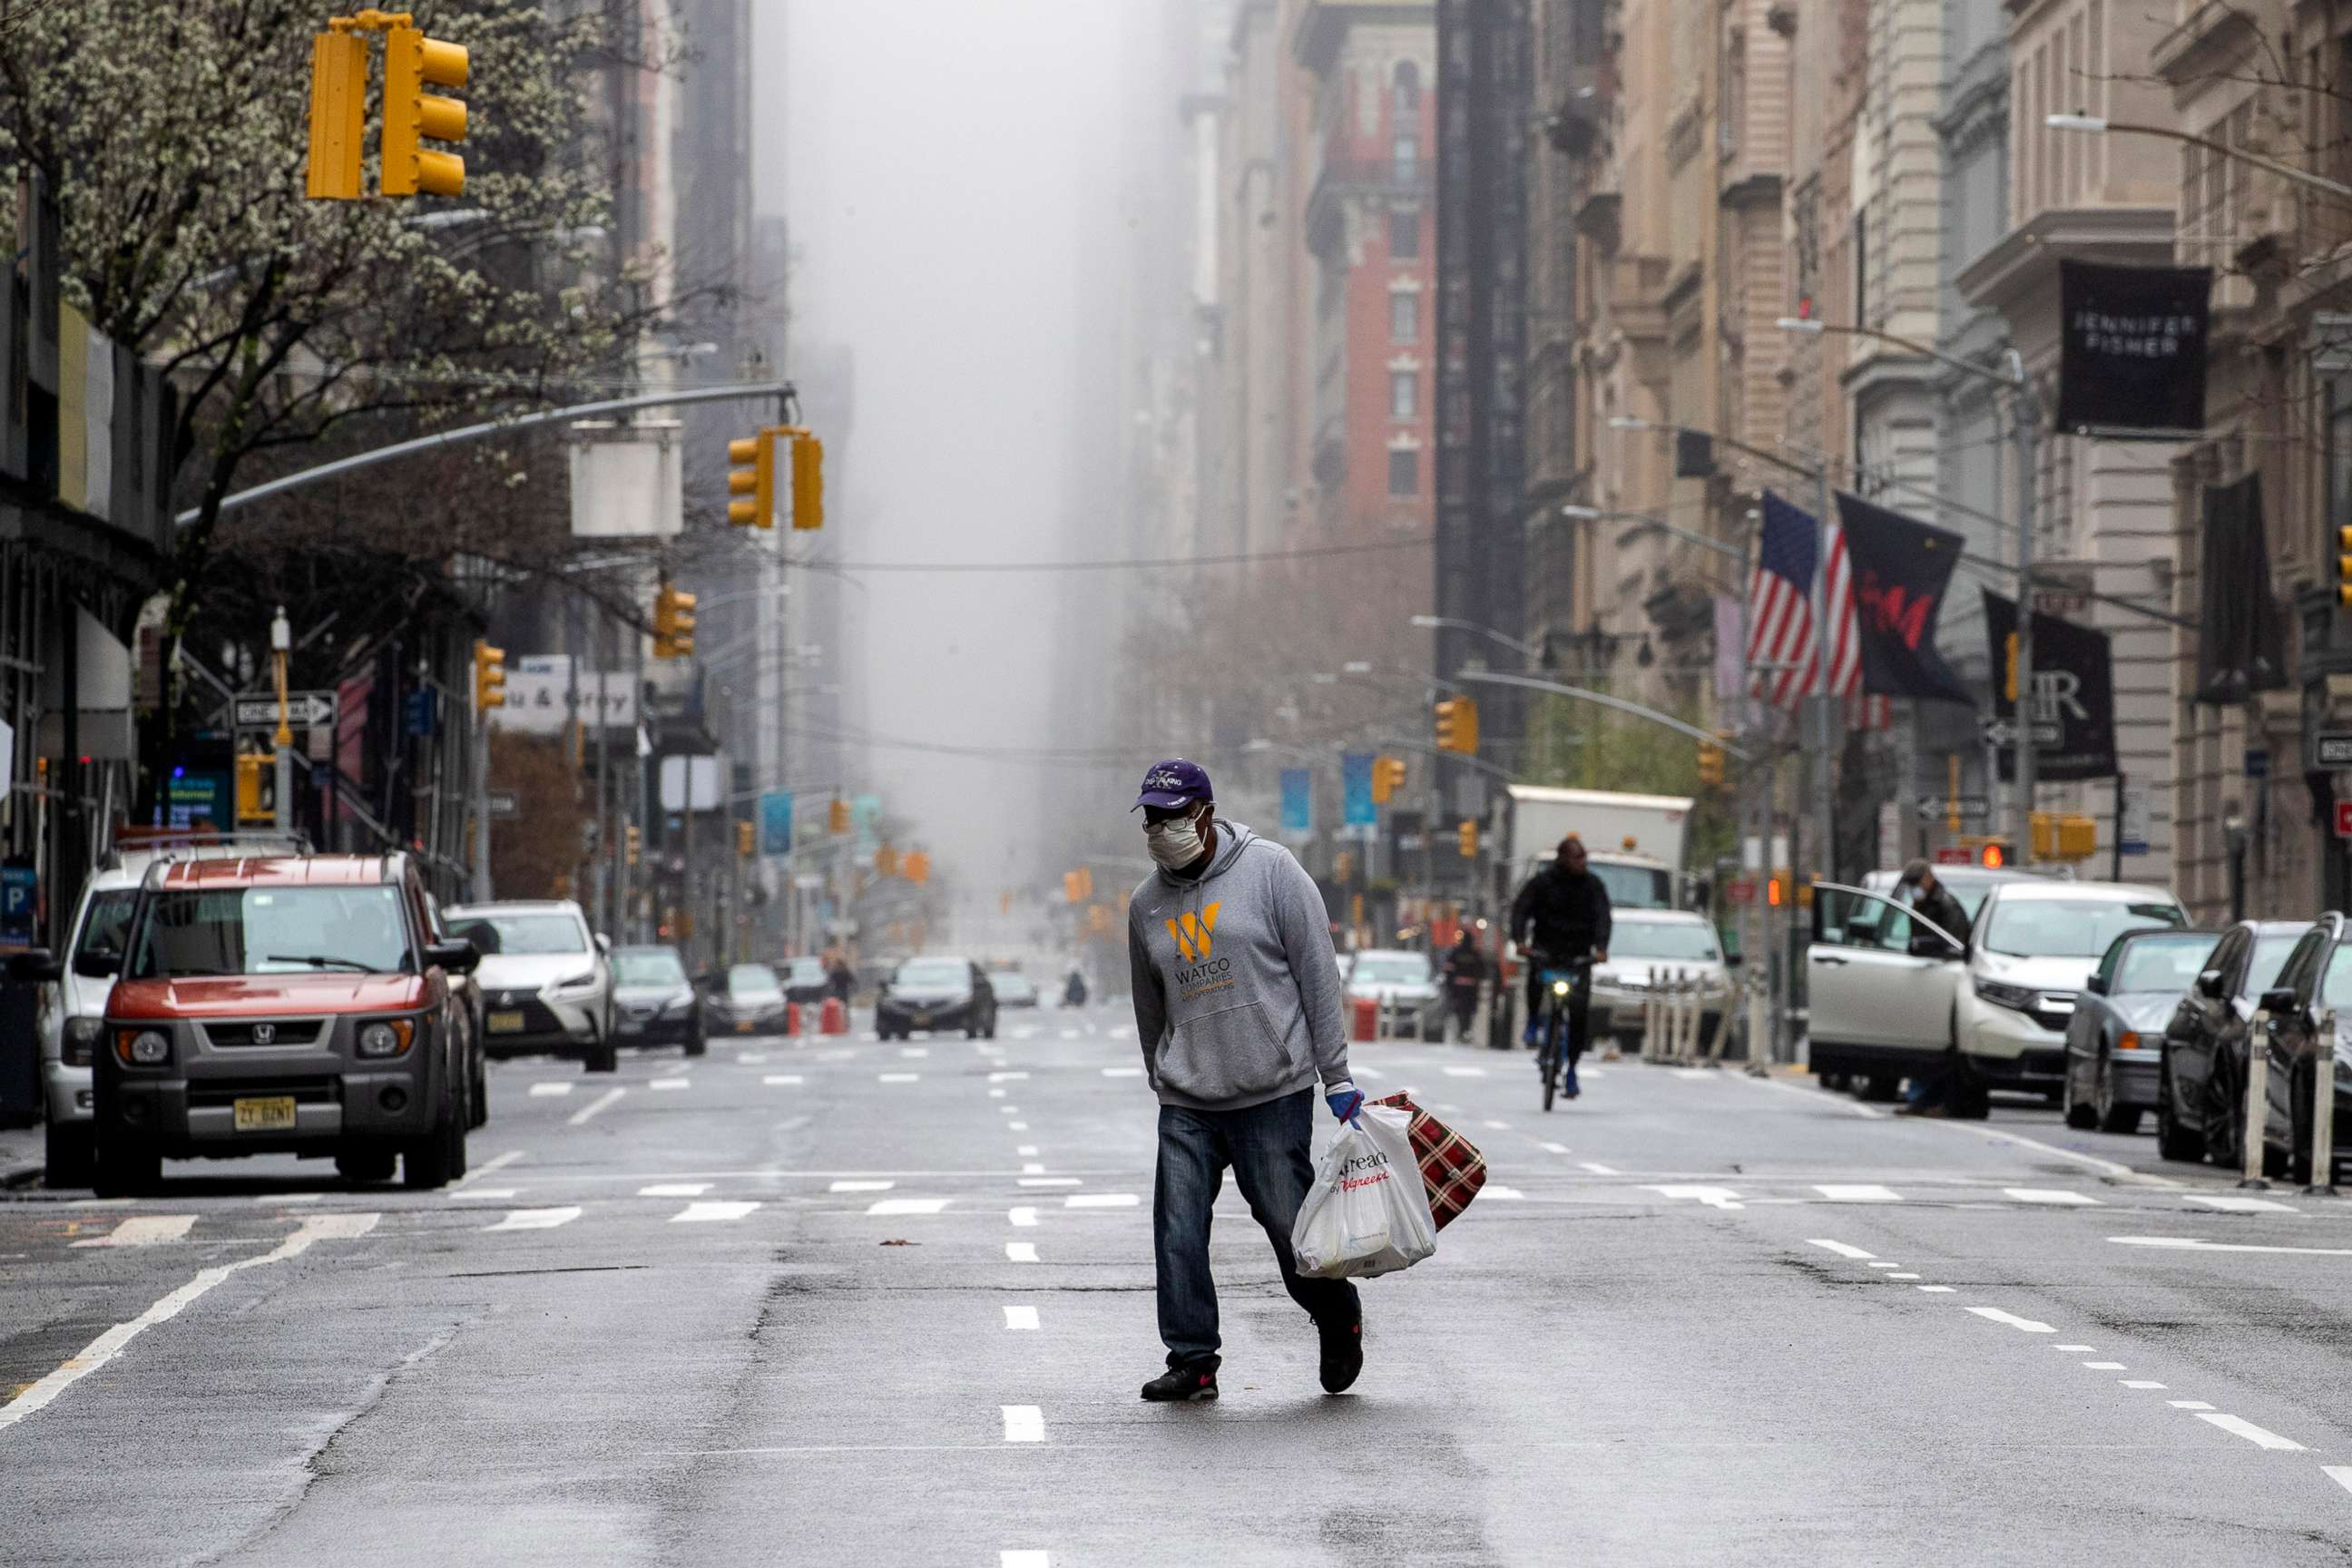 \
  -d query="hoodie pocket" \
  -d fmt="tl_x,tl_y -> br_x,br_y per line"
1156,999 -> 1298,1103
